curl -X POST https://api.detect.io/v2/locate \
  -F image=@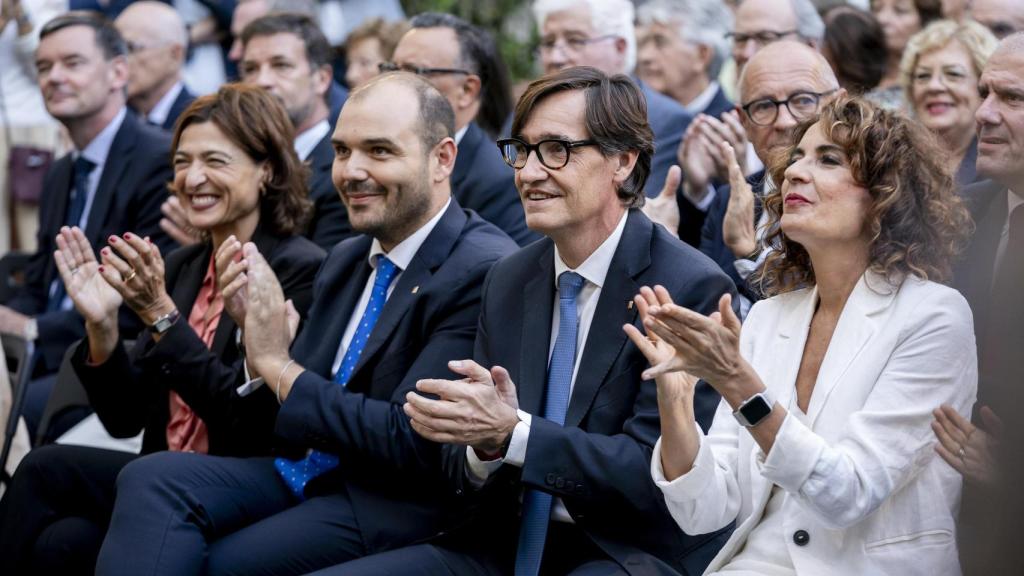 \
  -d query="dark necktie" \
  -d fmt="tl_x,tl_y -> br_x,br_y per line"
515,271 -> 586,576
274,255 -> 400,498
48,156 -> 97,312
